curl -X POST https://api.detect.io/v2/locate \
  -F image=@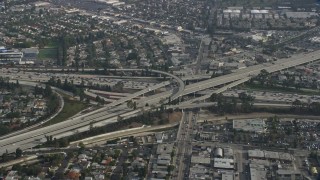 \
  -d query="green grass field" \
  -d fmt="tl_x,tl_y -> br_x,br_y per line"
38,48 -> 57,59
43,98 -> 87,126
46,41 -> 59,48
